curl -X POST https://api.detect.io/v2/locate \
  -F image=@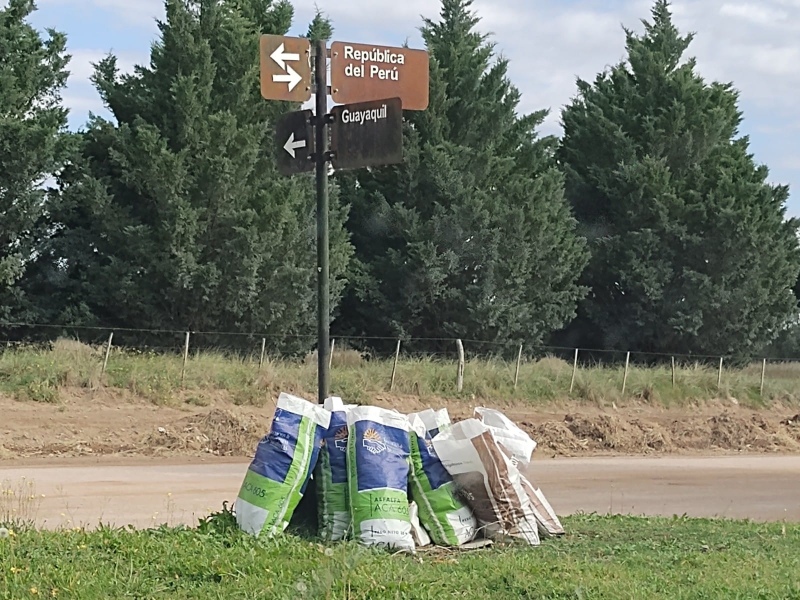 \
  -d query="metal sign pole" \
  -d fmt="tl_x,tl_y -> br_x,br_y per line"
315,39 -> 330,404
265,34 -> 429,404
